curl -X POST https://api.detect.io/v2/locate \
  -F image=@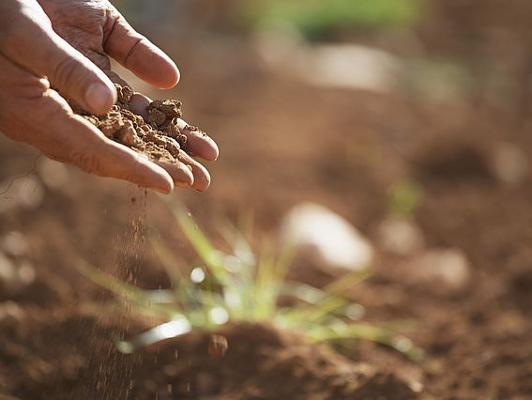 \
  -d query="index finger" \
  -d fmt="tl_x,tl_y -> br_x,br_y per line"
104,7 -> 180,89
